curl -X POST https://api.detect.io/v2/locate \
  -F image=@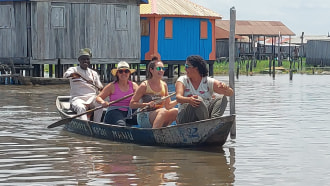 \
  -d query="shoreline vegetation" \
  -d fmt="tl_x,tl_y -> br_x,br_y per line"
41,57 -> 330,78
211,58 -> 330,75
